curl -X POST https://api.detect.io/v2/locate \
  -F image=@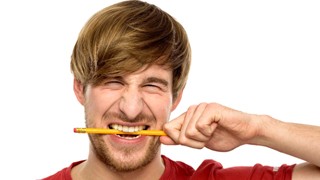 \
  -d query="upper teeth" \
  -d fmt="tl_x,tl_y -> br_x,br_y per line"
110,124 -> 146,132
